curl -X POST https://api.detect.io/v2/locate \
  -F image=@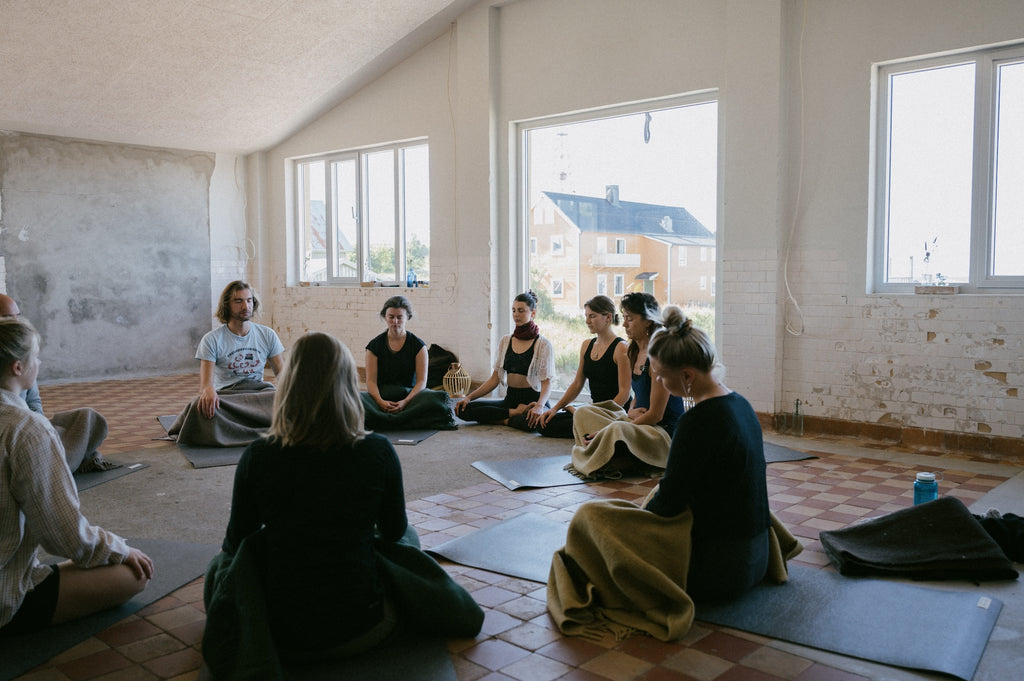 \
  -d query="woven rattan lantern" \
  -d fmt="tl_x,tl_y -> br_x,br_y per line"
443,362 -> 471,398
